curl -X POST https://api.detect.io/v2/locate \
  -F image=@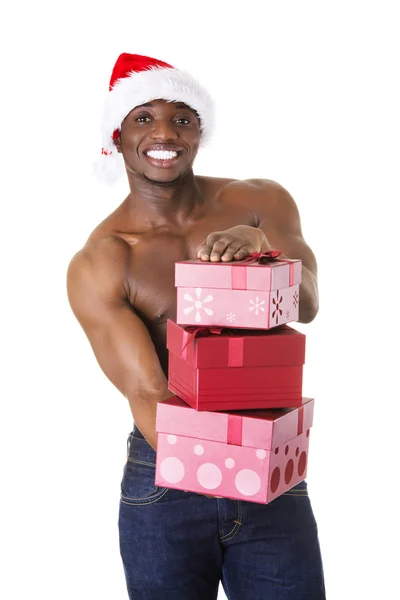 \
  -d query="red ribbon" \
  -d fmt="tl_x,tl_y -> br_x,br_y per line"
180,327 -> 245,366
242,250 -> 283,264
226,405 -> 305,449
230,251 -> 281,290
227,414 -> 243,445
180,326 -> 222,359
228,337 -> 244,367
231,249 -> 296,289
